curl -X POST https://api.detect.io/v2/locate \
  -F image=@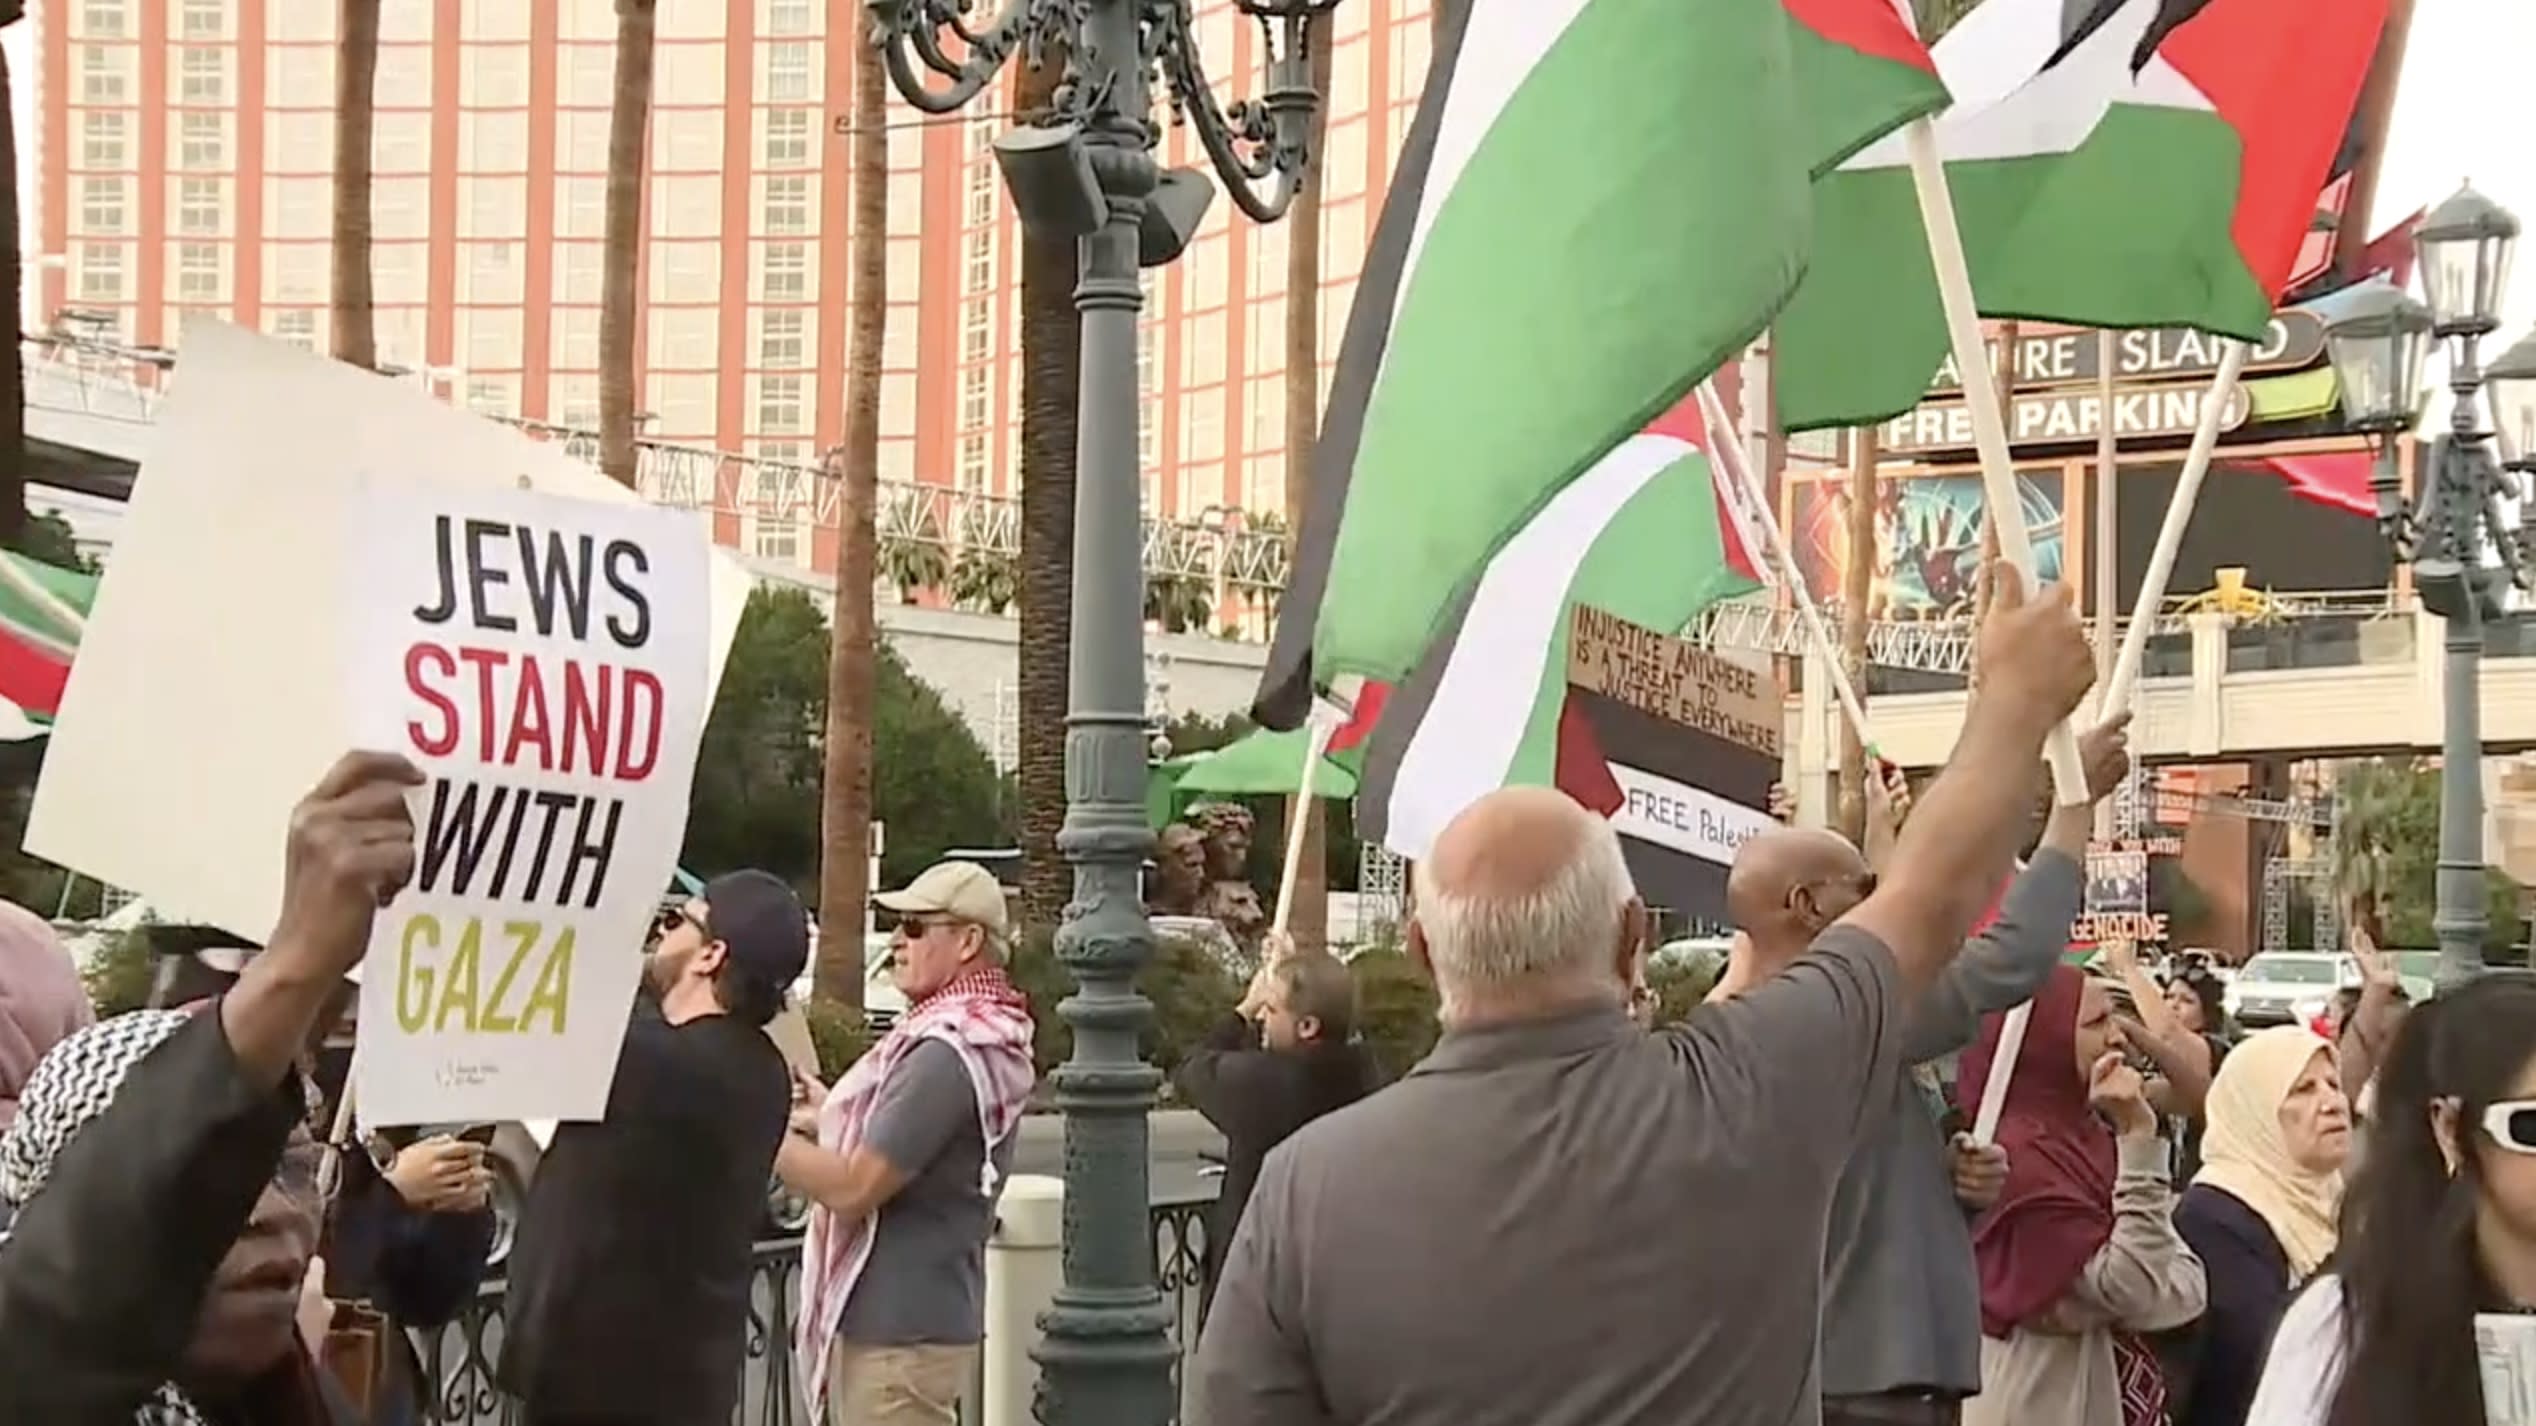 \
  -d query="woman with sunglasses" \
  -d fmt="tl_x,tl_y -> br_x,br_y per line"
2244,975 -> 2536,1426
